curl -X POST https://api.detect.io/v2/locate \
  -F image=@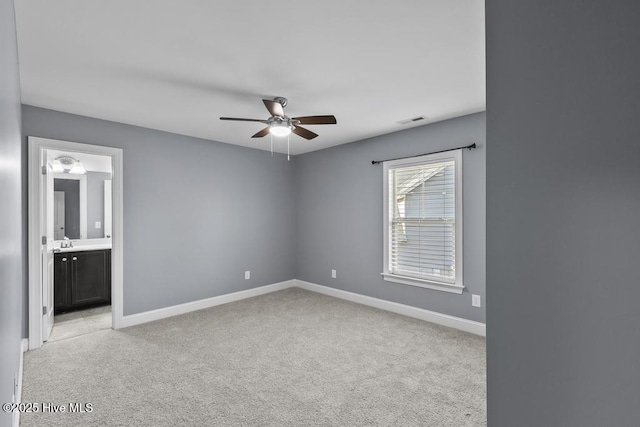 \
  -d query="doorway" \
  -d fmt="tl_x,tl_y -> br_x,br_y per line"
28,137 -> 124,350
